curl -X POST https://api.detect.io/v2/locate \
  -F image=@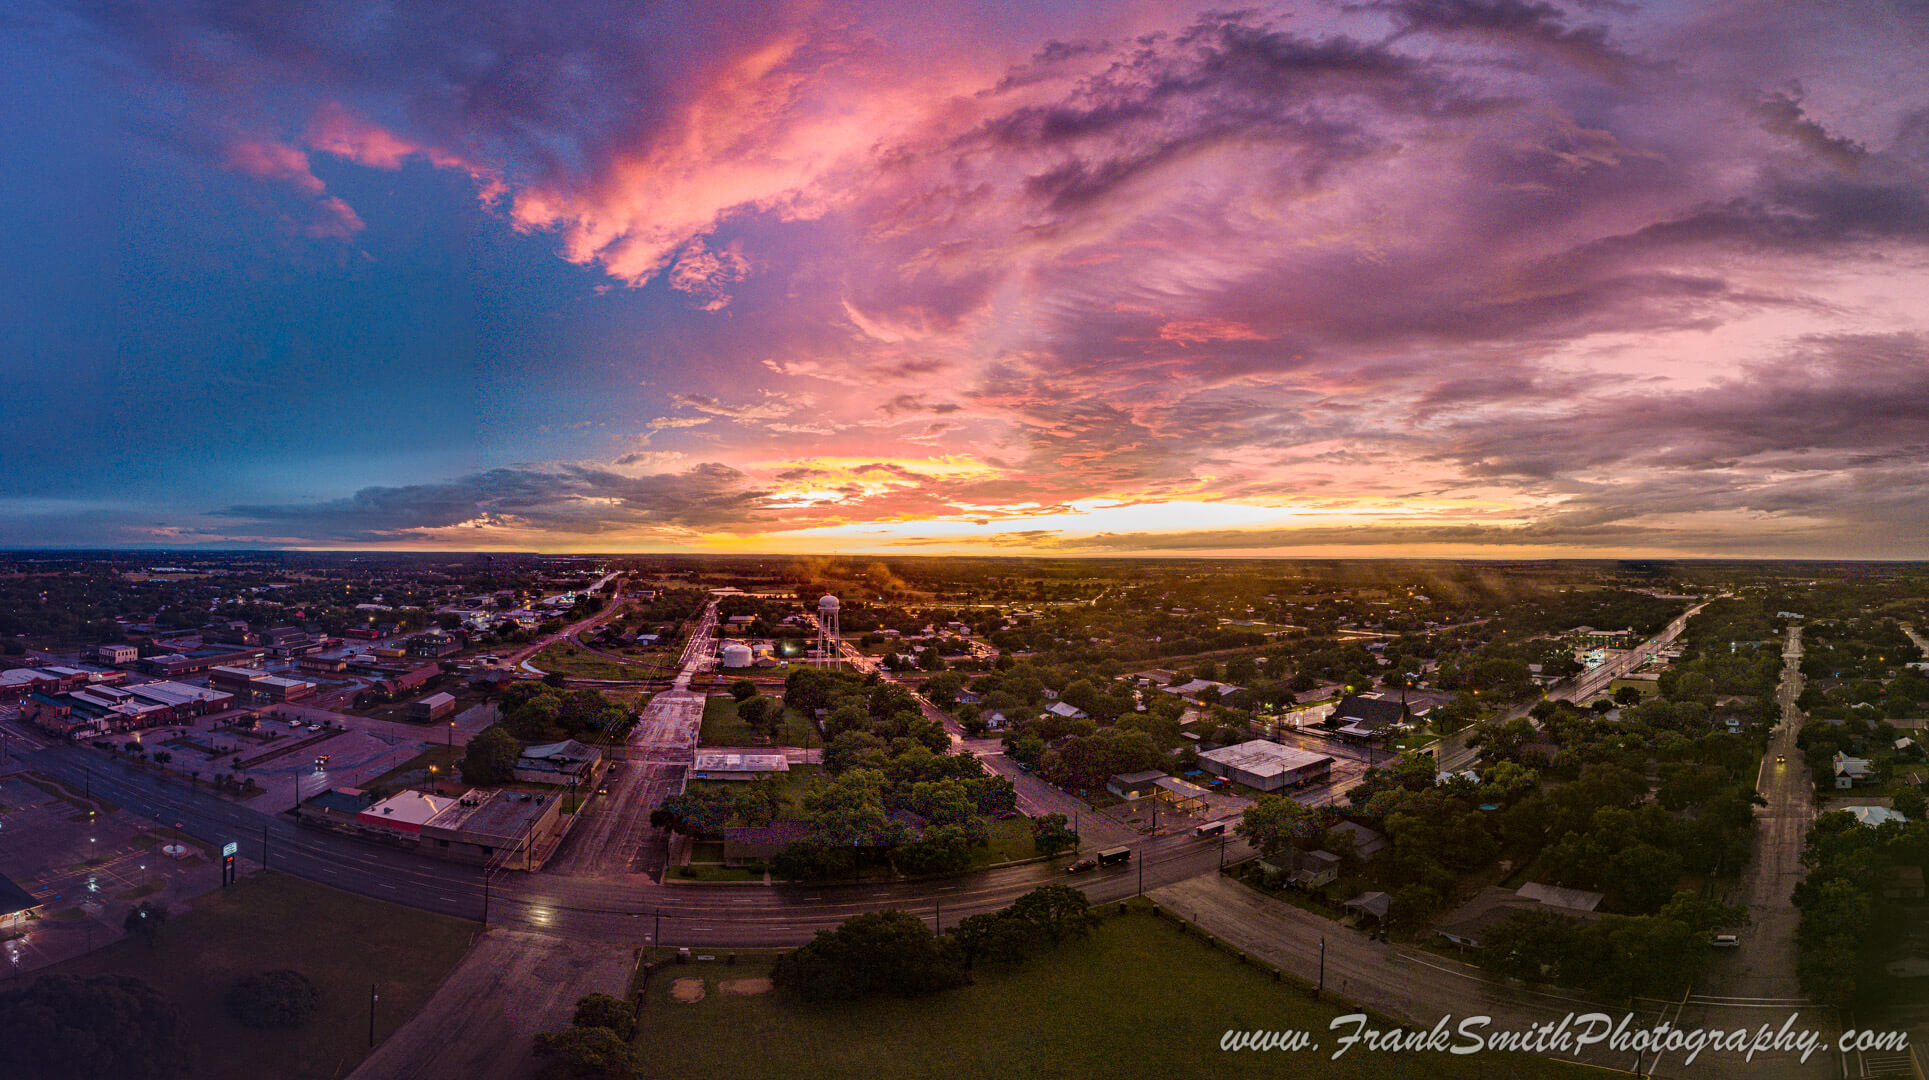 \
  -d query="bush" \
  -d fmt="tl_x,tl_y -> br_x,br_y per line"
0,974 -> 192,1079
224,969 -> 322,1029
772,909 -> 969,1000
